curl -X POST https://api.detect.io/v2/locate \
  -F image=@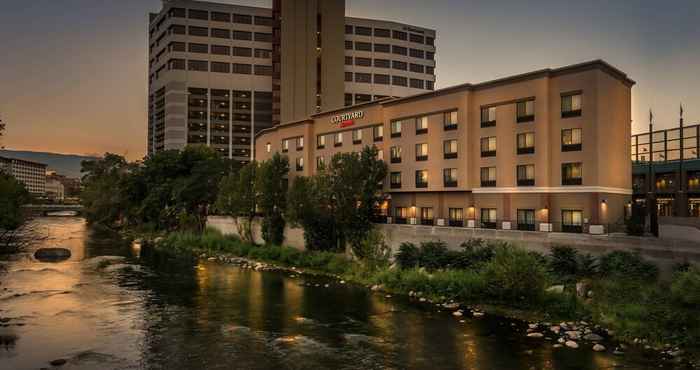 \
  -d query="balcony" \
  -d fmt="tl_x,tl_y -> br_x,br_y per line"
481,120 -> 496,128
517,115 -> 535,123
444,152 -> 458,159
562,143 -> 582,152
416,155 -> 428,162
394,217 -> 407,224
481,150 -> 496,158
353,140 -> 362,145
481,180 -> 496,187
444,180 -> 458,188
296,146 -> 304,151
416,128 -> 428,135
391,132 -> 401,138
334,142 -> 343,147
518,147 -> 535,155
444,123 -> 458,131
562,109 -> 582,118
480,221 -> 497,229
416,182 -> 428,188
562,177 -> 582,186
317,144 -> 325,149
517,179 -> 535,186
